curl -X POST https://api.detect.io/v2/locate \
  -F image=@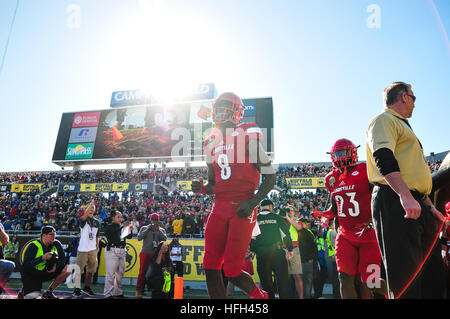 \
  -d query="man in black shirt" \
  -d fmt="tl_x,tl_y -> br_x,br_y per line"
298,218 -> 319,299
19,226 -> 69,299
103,211 -> 133,298
250,199 -> 293,298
